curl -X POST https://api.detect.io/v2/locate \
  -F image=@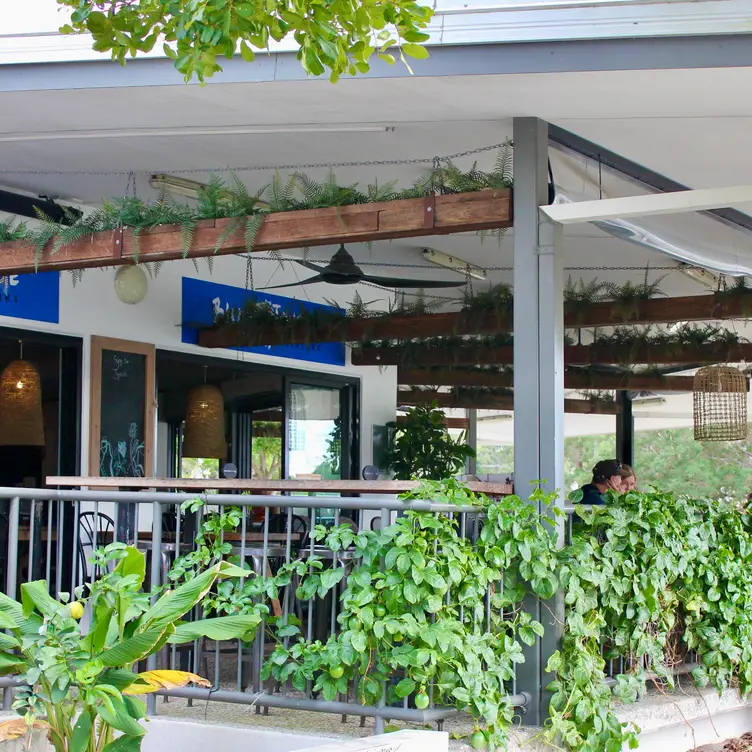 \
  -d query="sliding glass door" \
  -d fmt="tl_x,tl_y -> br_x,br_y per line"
285,380 -> 358,525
